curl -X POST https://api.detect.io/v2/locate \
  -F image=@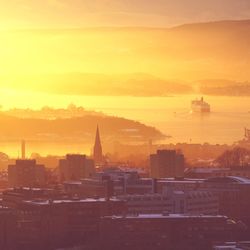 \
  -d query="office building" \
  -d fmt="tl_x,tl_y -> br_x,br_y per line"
8,160 -> 46,188
64,168 -> 155,198
0,207 -> 17,250
2,187 -> 65,208
155,176 -> 250,233
16,198 -> 126,250
185,167 -> 250,179
100,214 -> 239,250
59,154 -> 95,182
118,190 -> 218,215
64,178 -> 115,199
150,150 -> 185,178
